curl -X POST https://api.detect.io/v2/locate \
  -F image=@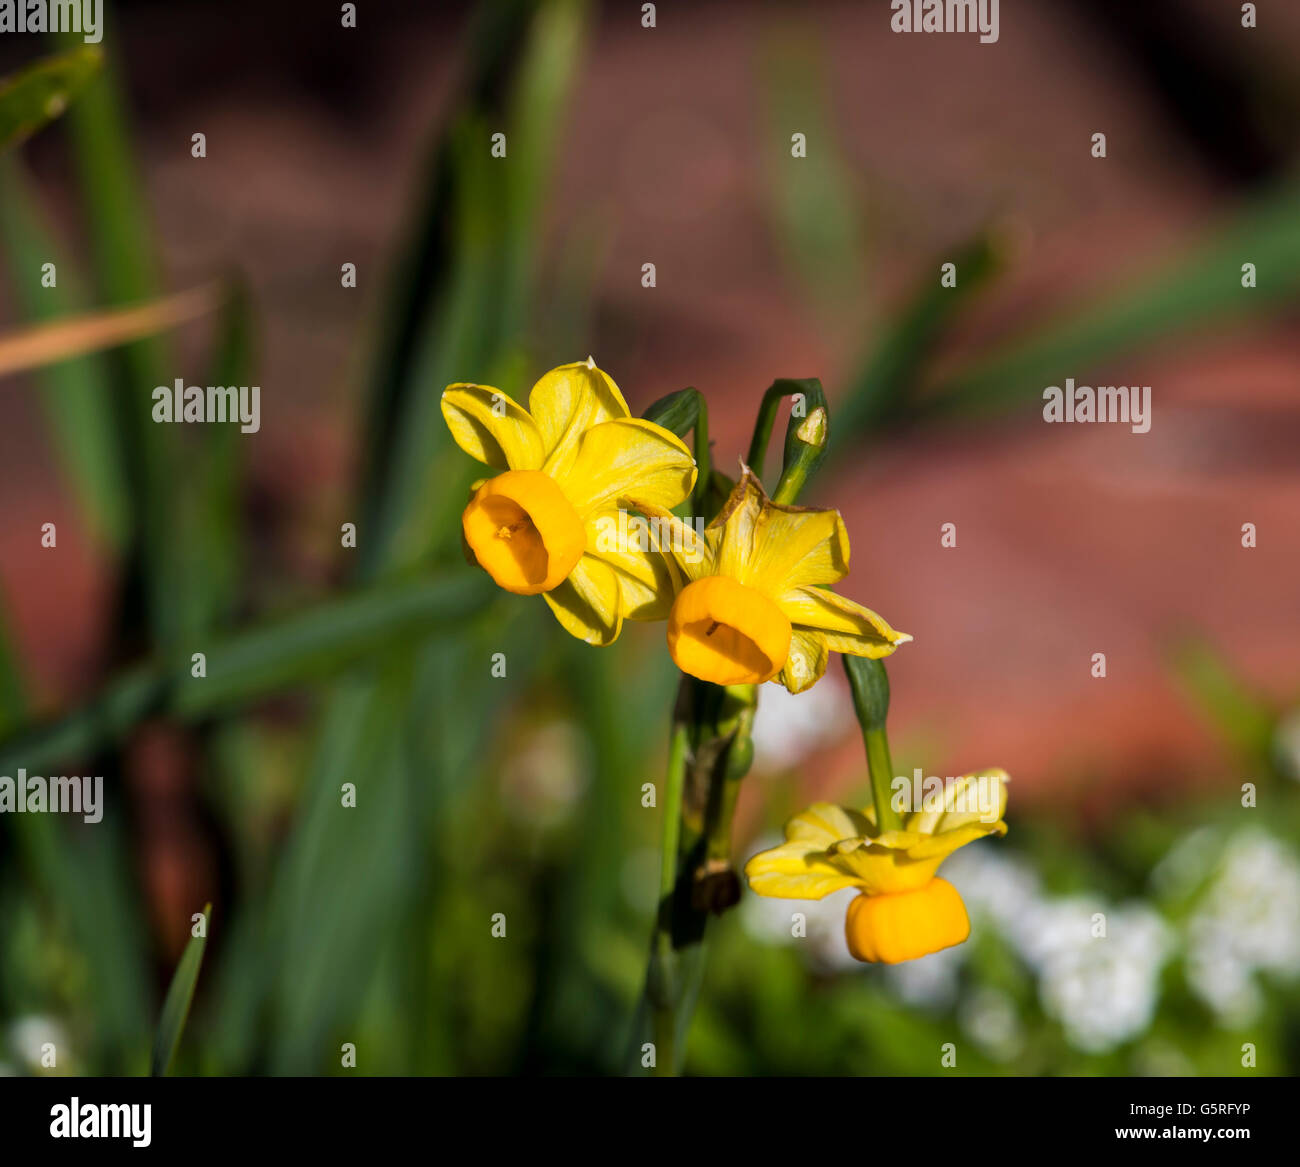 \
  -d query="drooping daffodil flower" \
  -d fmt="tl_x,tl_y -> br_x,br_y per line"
642,468 -> 909,692
744,770 -> 1009,963
441,360 -> 696,645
